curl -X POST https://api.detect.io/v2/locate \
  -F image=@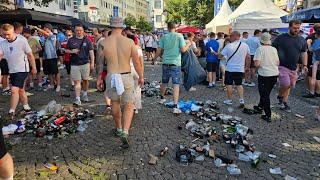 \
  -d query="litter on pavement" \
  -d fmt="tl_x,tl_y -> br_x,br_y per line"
2,100 -> 95,138
160,99 -> 261,175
